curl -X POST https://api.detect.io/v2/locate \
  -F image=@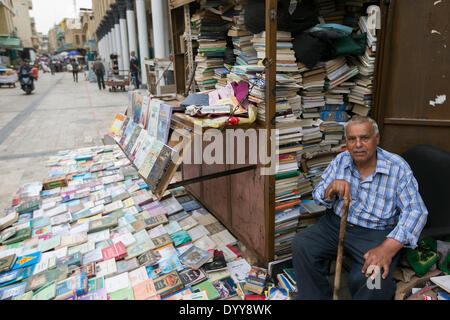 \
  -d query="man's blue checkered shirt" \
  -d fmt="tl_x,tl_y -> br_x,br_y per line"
313,147 -> 428,248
